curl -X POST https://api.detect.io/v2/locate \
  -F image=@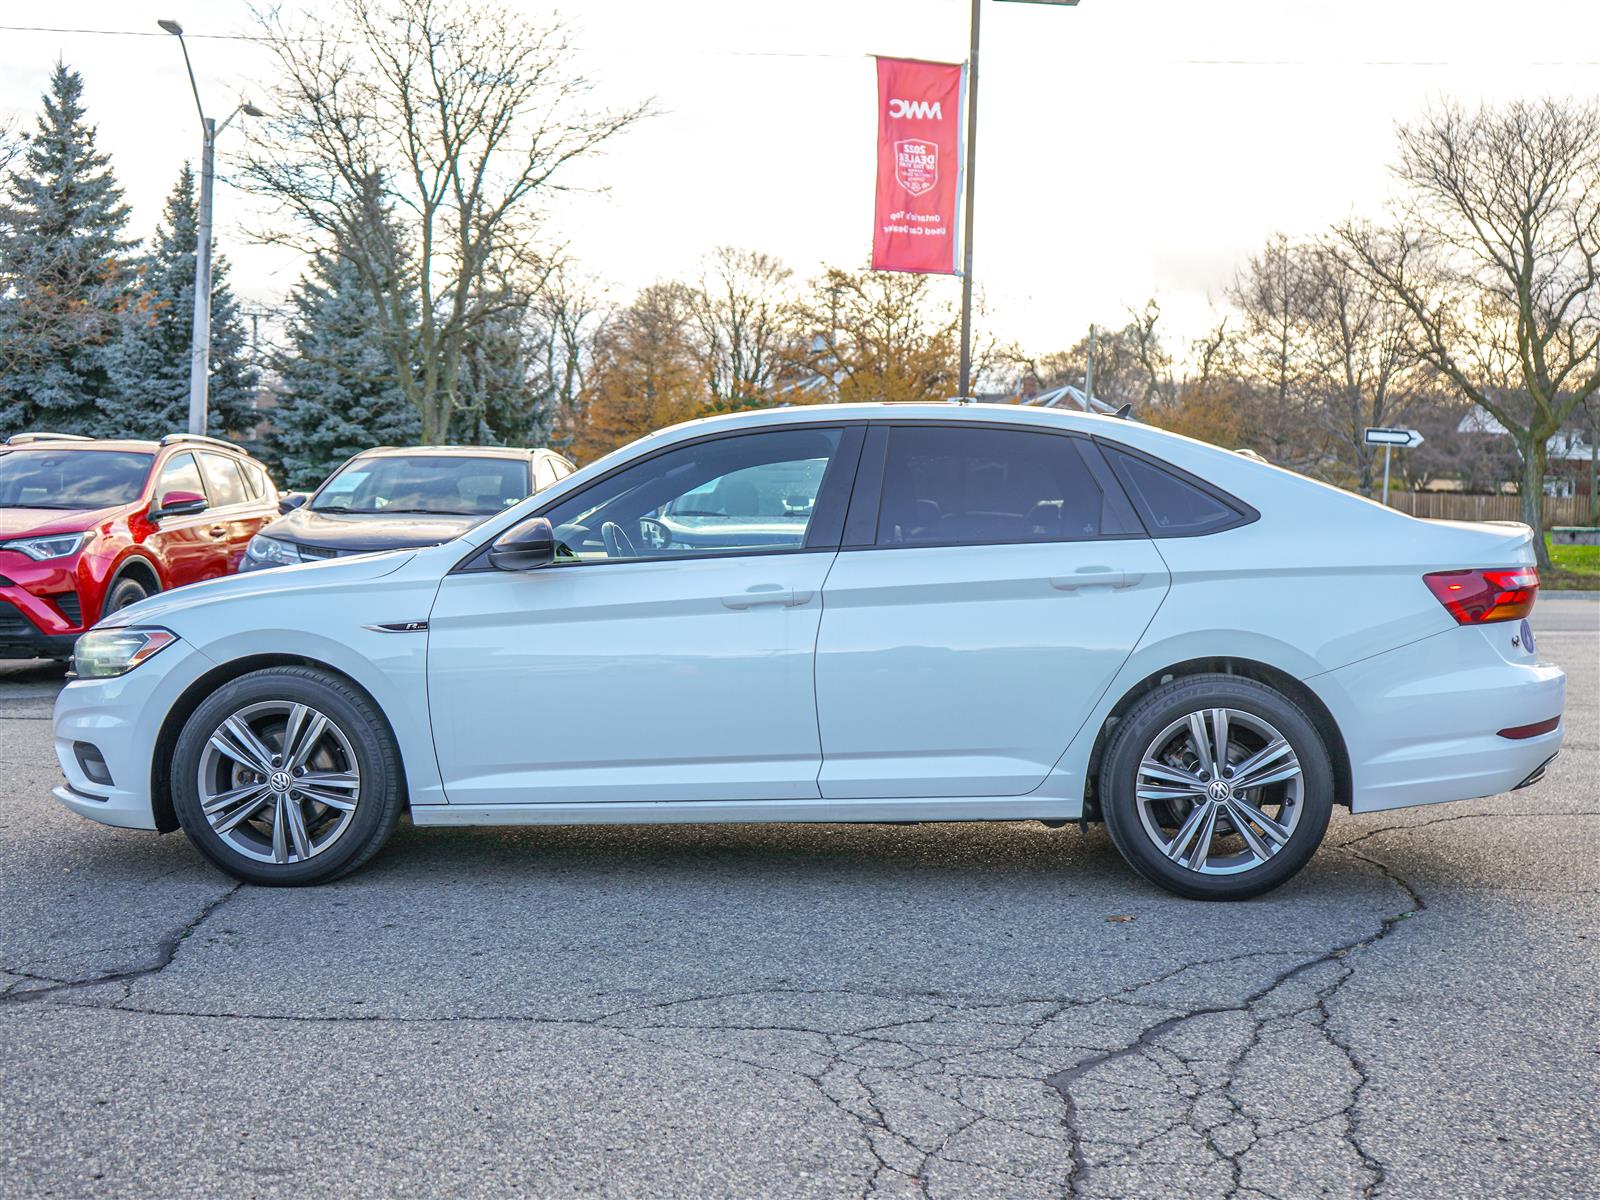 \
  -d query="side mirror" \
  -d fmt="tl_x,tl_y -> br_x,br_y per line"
488,517 -> 556,572
150,490 -> 207,522
279,492 -> 309,514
